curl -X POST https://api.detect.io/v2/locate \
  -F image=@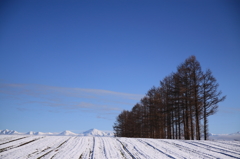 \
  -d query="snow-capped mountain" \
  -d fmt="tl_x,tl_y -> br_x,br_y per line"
26,131 -> 44,135
0,128 -> 111,137
0,129 -> 22,135
34,132 -> 47,135
209,131 -> 240,141
82,129 -> 114,137
26,131 -> 35,135
58,130 -> 77,136
230,131 -> 240,135
26,131 -> 57,136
